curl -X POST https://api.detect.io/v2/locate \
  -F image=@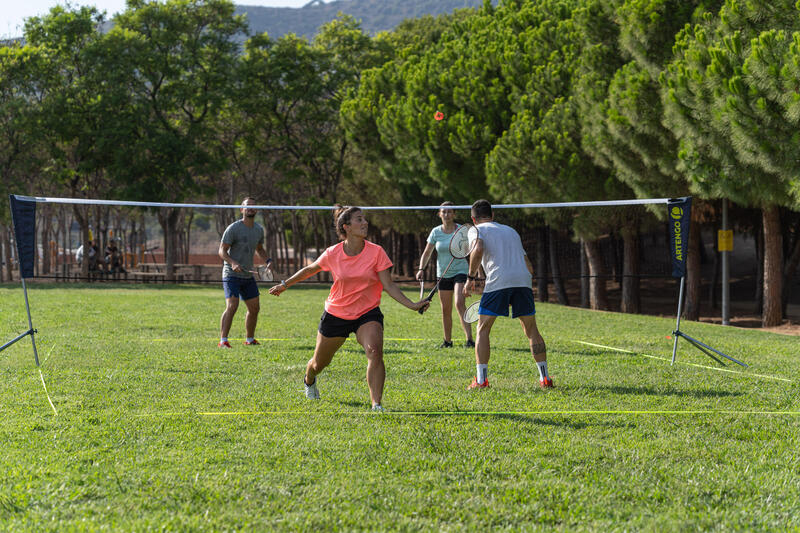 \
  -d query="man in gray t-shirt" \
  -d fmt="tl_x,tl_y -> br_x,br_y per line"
218,197 -> 271,348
